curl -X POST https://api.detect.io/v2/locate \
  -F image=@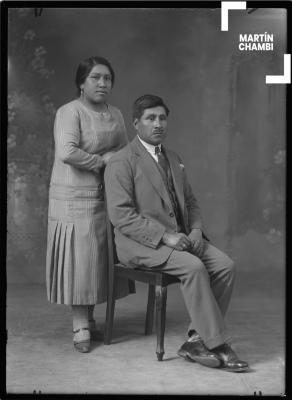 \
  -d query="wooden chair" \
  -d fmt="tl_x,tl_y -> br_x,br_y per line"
104,216 -> 180,361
